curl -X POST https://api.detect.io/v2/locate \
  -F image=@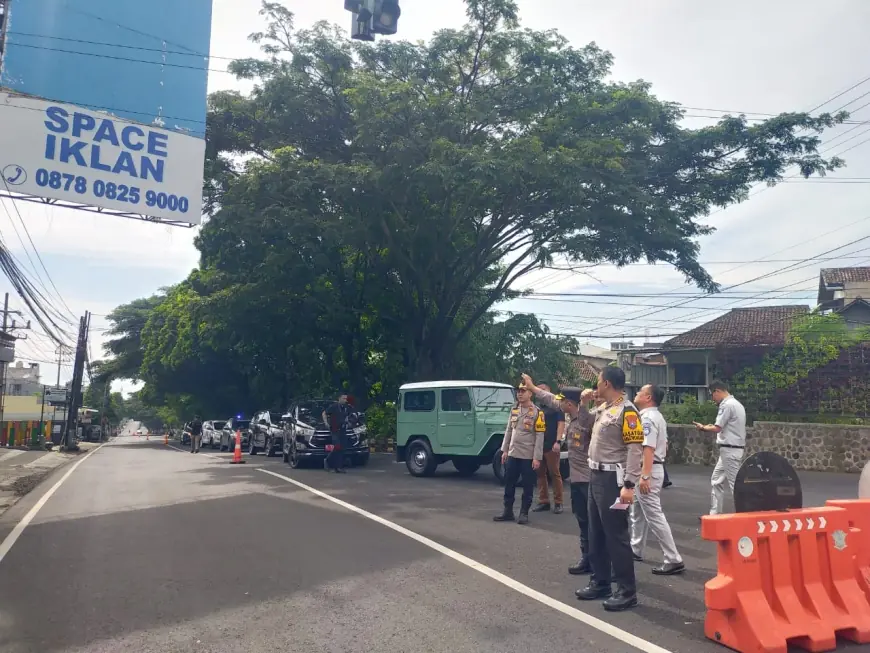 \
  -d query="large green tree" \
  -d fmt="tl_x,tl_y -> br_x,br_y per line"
202,0 -> 845,379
